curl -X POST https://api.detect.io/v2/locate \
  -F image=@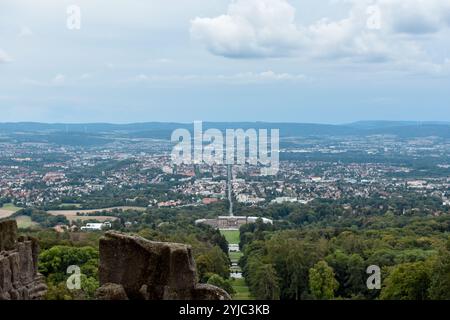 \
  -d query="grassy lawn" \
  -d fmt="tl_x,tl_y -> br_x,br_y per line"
15,216 -> 39,229
229,251 -> 243,262
220,230 -> 240,244
231,278 -> 253,300
1,203 -> 22,211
